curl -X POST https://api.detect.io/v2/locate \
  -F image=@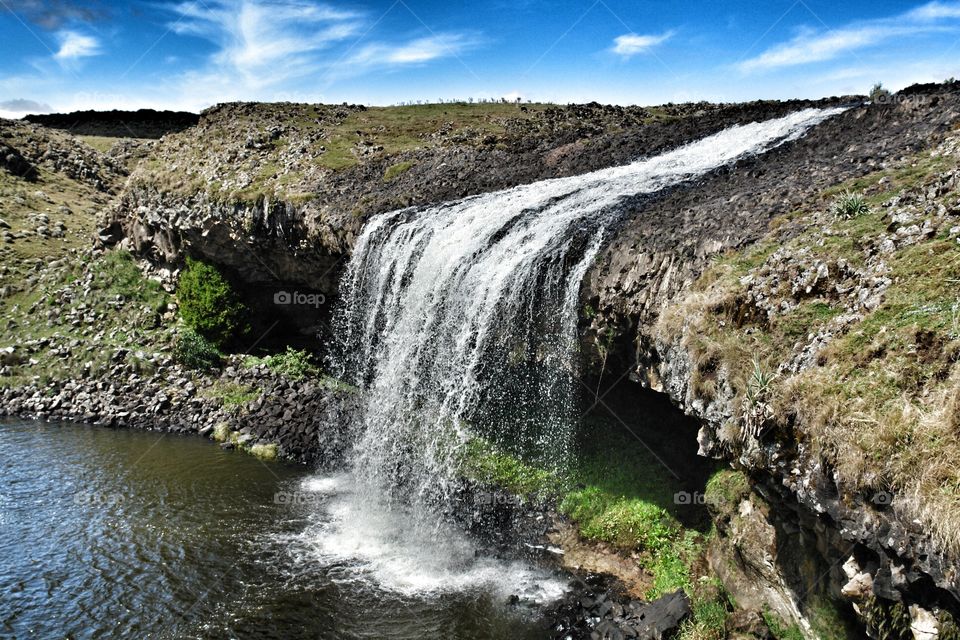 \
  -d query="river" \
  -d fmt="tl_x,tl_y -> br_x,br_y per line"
0,420 -> 555,639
